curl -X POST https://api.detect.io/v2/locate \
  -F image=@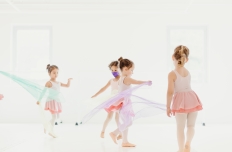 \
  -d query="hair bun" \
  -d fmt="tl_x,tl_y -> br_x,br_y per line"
118,57 -> 123,62
47,64 -> 50,70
